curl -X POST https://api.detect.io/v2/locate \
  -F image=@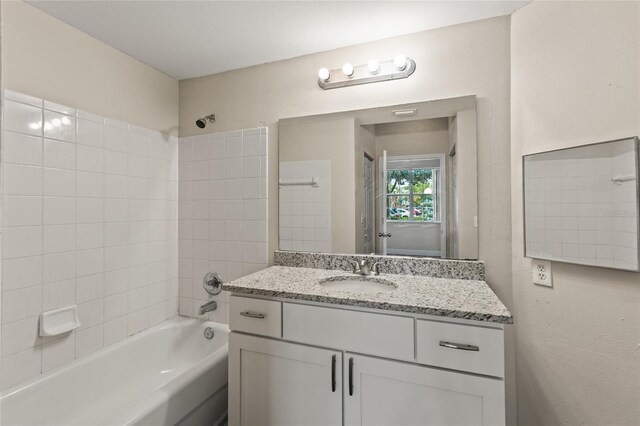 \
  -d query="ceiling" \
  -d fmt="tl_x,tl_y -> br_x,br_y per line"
27,1 -> 528,80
